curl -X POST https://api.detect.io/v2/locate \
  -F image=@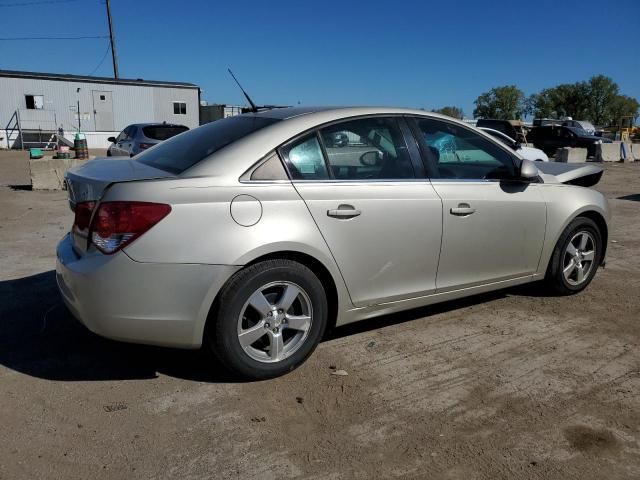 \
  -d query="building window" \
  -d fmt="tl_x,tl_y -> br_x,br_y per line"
173,102 -> 187,115
25,95 -> 44,110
